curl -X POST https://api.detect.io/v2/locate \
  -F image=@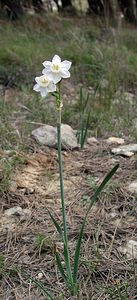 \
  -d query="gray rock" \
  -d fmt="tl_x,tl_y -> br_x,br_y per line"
4,206 -> 23,216
127,181 -> 137,193
122,144 -> 137,152
106,137 -> 125,145
32,124 -> 78,150
61,124 -> 78,150
111,144 -> 137,157
87,137 -> 99,144
118,240 -> 137,259
32,125 -> 57,148
4,206 -> 31,217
